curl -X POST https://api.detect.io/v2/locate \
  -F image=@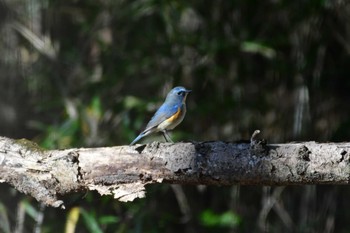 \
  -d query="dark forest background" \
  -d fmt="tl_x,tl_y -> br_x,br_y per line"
0,0 -> 350,232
